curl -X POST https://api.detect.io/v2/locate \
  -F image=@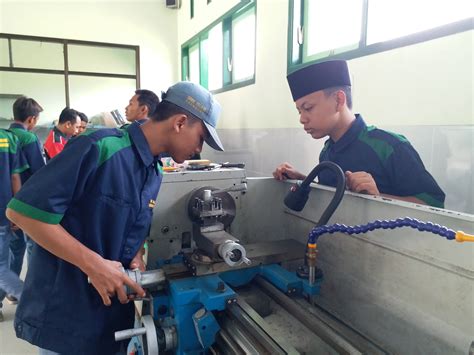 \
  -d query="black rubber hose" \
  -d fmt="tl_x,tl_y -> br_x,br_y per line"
284,161 -> 346,224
